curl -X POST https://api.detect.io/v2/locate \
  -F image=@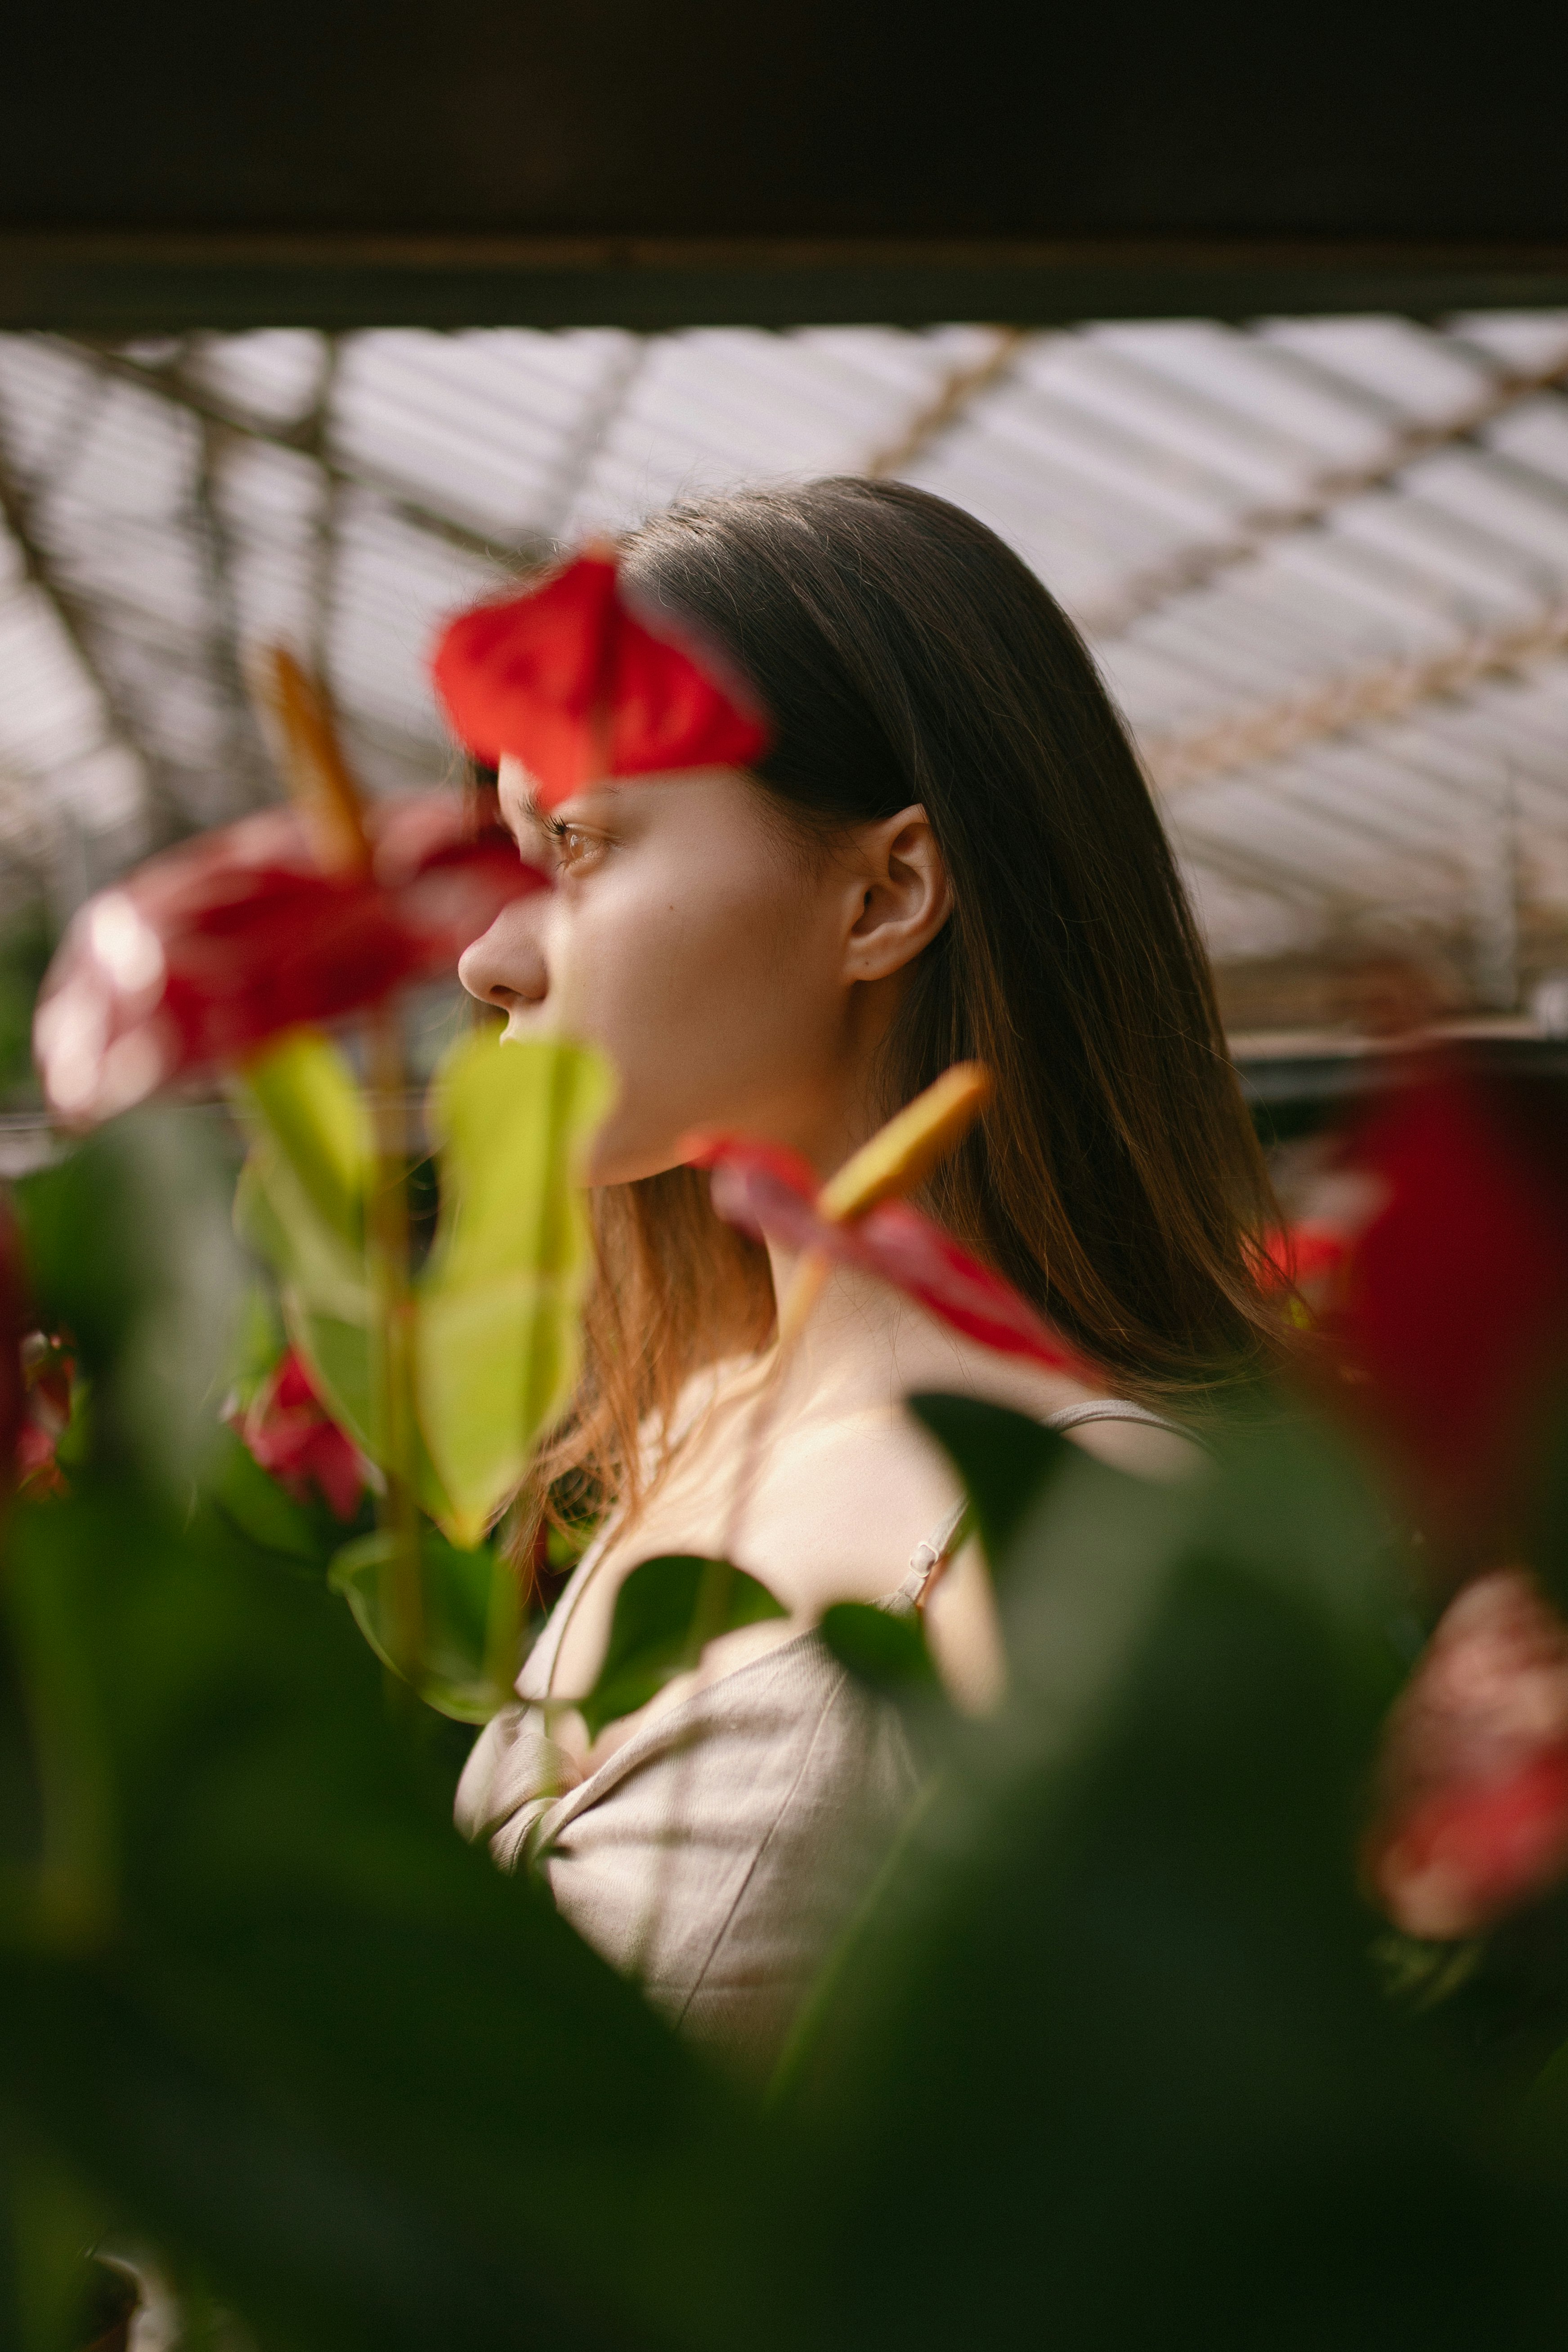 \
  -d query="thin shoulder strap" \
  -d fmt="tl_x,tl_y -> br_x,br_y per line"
883,1397 -> 1199,1615
1044,1398 -> 1192,1441
883,1496 -> 969,1617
